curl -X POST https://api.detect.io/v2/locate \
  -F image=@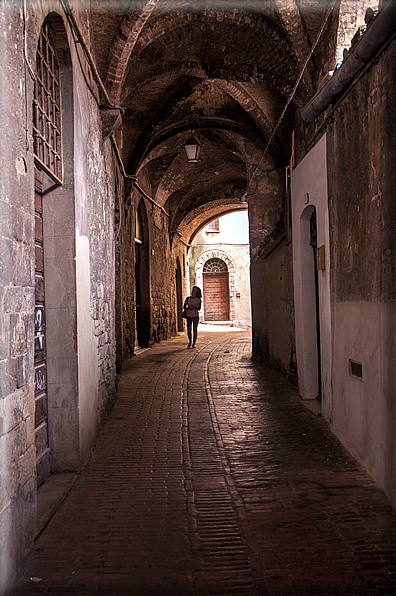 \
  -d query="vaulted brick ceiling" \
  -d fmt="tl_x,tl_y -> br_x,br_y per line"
90,0 -> 330,234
